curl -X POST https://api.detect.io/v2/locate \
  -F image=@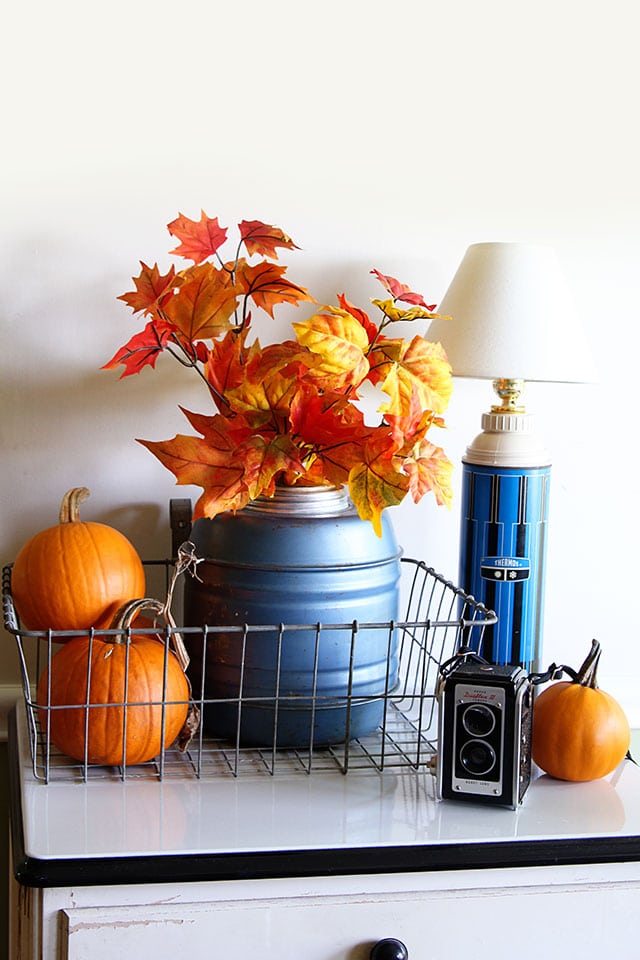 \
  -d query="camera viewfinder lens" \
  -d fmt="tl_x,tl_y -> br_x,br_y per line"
462,703 -> 496,737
